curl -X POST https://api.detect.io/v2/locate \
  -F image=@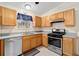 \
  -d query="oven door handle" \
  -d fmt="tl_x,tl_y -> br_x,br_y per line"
48,36 -> 61,39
